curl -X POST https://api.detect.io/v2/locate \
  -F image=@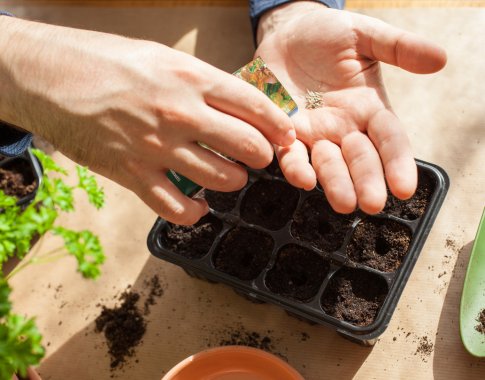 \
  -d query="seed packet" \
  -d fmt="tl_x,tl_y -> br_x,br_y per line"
168,57 -> 297,197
